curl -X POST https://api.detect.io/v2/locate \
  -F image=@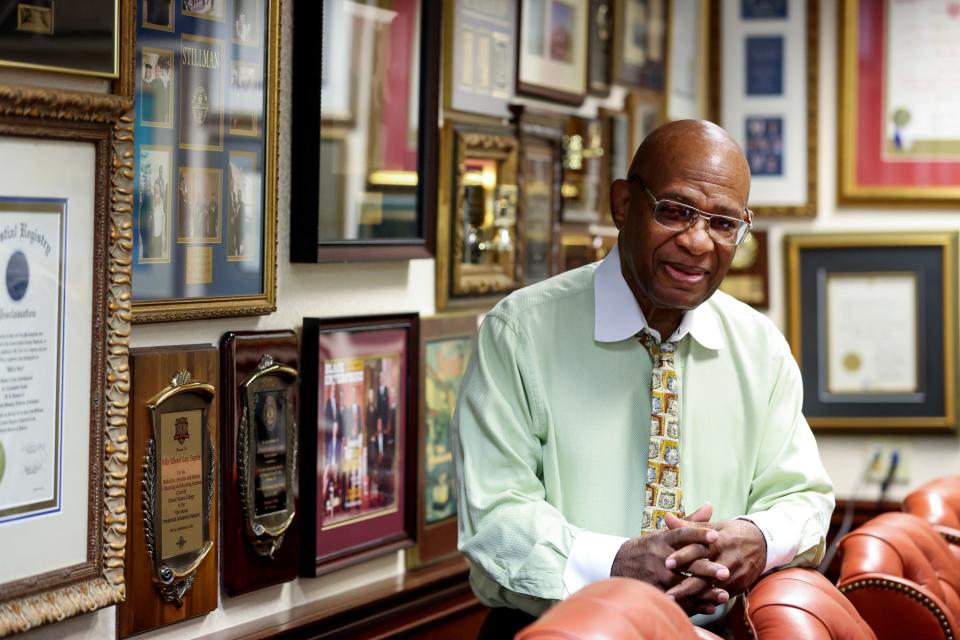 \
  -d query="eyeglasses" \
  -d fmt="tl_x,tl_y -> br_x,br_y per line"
628,174 -> 752,246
